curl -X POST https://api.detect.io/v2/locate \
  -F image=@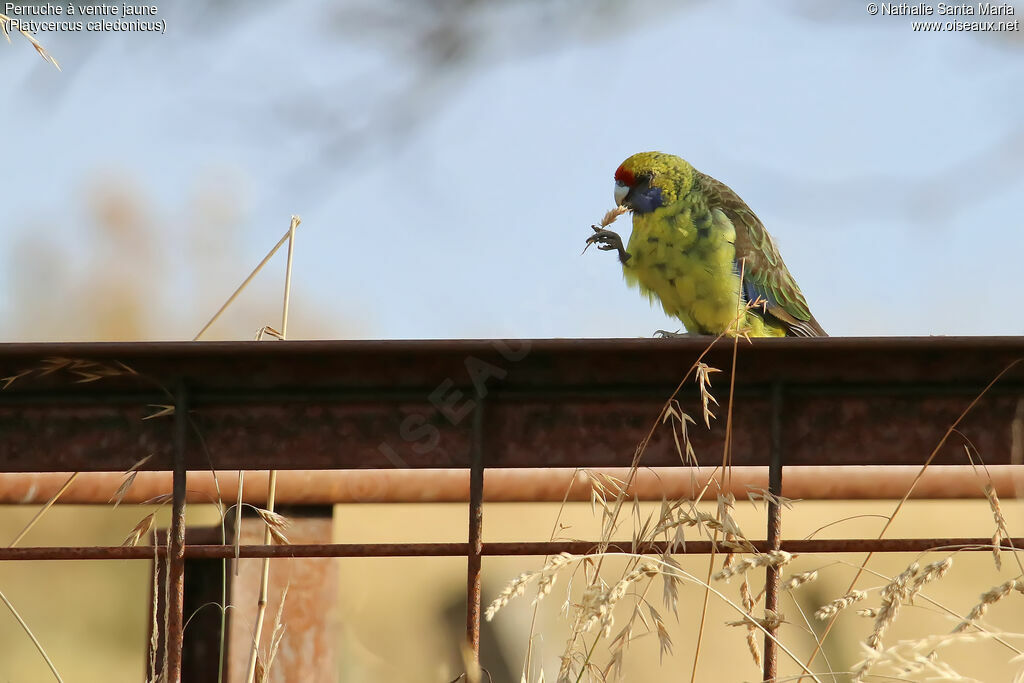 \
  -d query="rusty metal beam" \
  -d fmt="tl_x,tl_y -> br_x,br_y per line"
1,466 -> 1020,505
0,538 -> 1019,561
0,338 -> 1021,472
